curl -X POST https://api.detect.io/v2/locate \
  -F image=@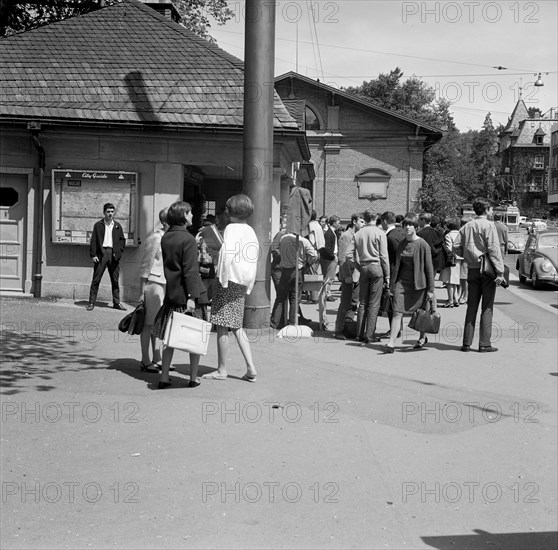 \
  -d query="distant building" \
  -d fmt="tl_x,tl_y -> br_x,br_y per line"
550,126 -> 558,216
274,72 -> 443,223
497,98 -> 558,213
